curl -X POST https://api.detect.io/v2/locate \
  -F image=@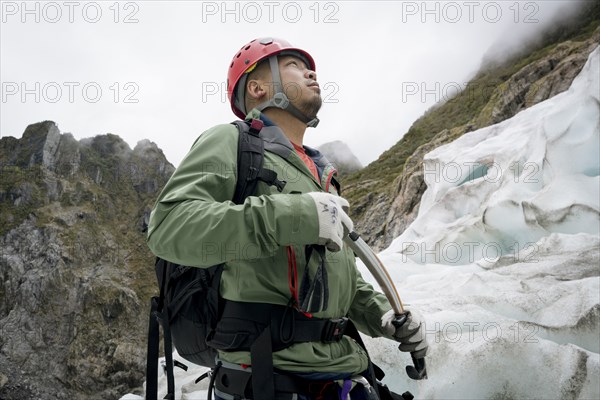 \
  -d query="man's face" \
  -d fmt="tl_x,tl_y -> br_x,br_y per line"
276,55 -> 322,119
